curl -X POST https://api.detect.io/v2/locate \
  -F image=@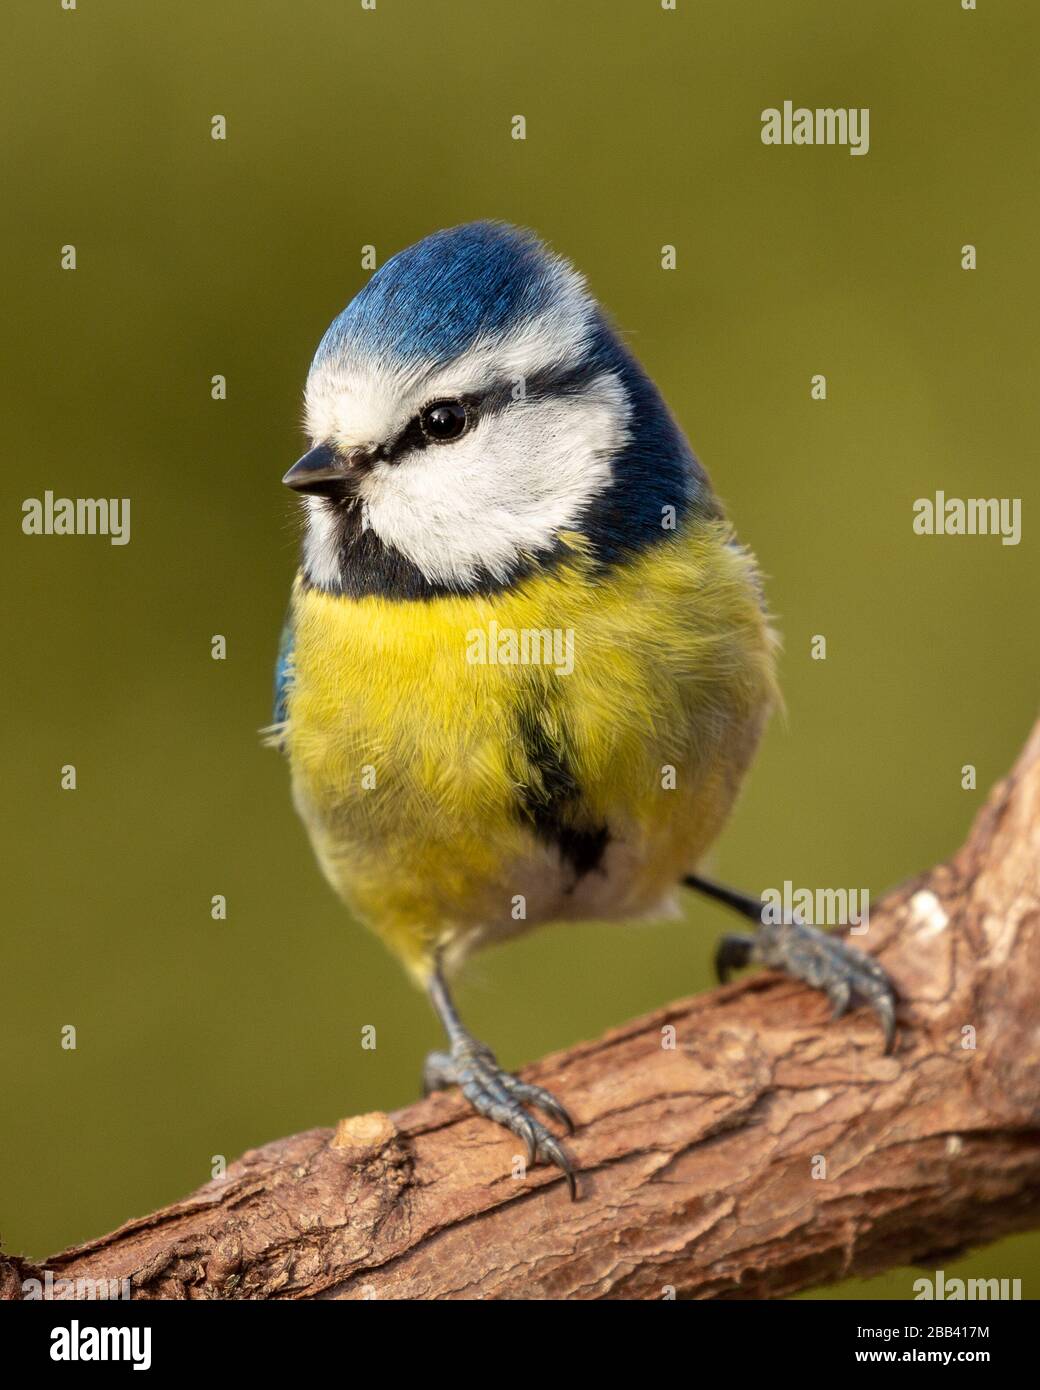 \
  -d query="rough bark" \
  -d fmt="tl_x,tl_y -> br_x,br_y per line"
5,721 -> 1040,1301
